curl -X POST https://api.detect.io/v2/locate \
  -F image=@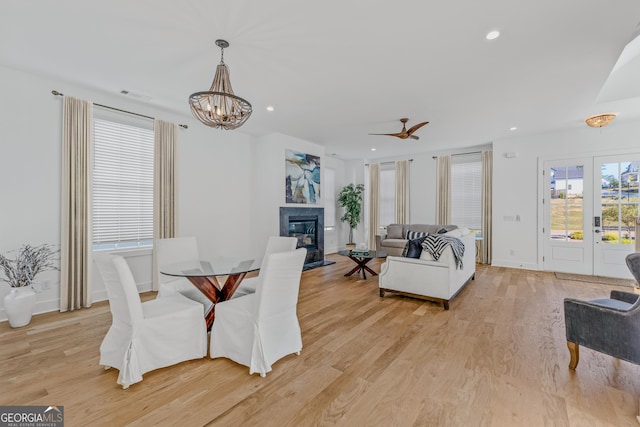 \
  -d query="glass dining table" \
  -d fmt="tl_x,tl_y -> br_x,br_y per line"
161,257 -> 261,329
